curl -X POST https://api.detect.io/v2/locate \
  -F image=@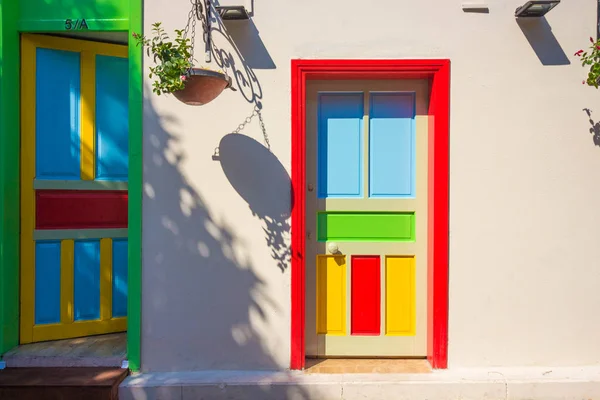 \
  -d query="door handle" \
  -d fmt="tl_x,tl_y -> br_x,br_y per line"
327,242 -> 339,254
